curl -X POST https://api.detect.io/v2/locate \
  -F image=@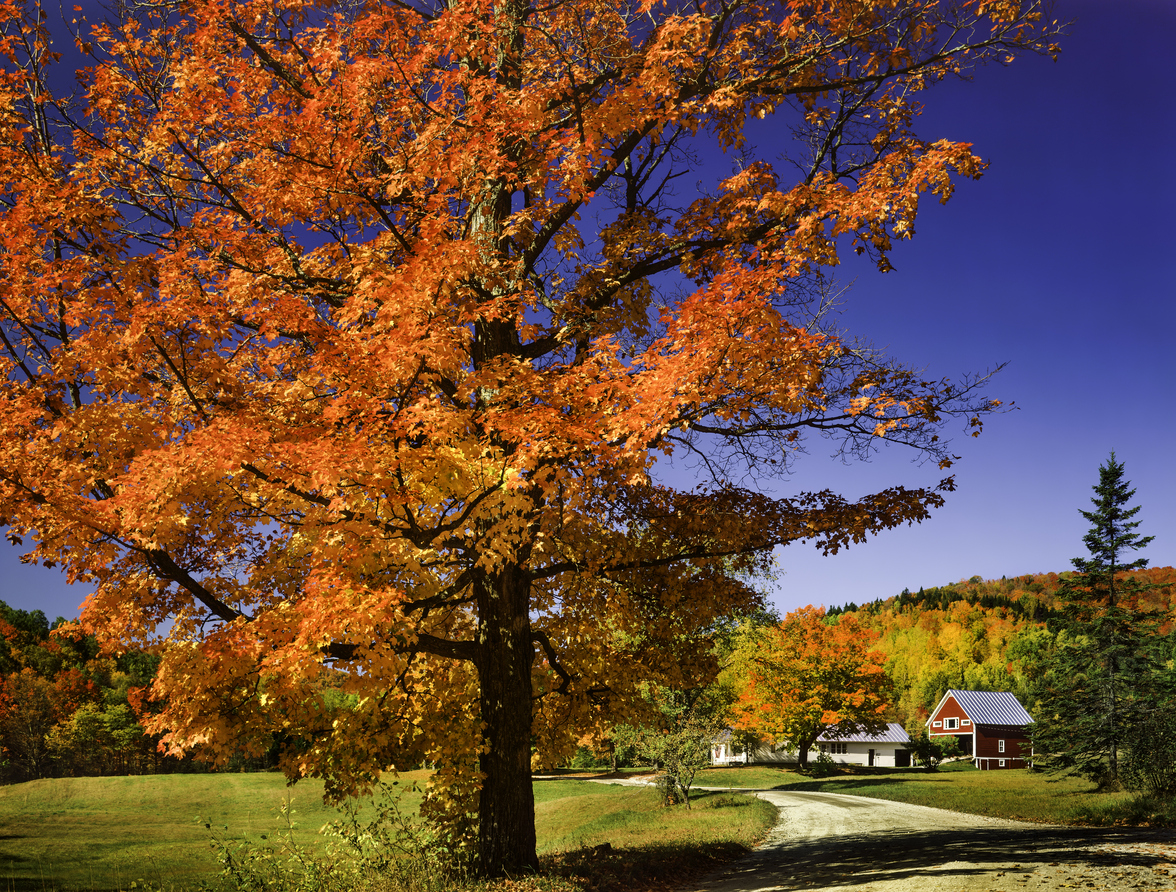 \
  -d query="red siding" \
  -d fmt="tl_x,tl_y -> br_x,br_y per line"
974,726 -> 1032,768
928,695 -> 976,737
